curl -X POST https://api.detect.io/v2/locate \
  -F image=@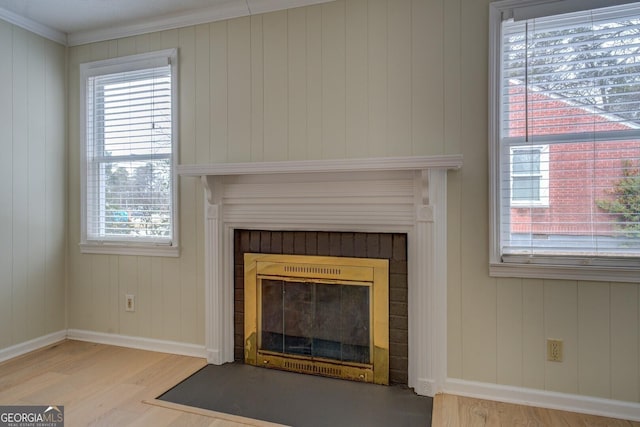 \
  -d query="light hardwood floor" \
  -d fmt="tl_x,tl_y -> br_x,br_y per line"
432,394 -> 640,427
0,340 -> 637,426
